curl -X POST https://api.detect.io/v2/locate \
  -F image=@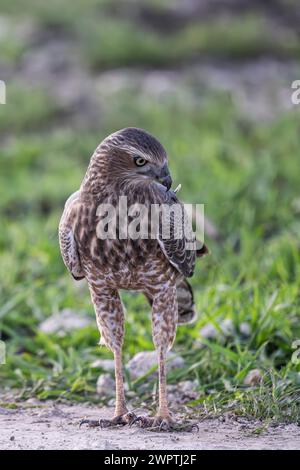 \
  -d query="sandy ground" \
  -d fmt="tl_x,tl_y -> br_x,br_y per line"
0,402 -> 299,450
